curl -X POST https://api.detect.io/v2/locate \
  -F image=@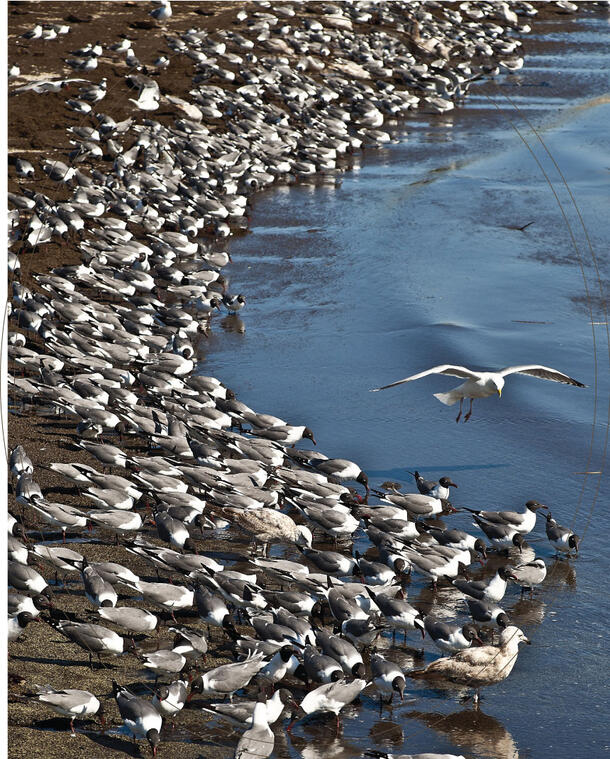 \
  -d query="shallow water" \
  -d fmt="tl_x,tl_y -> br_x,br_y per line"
201,11 -> 609,759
